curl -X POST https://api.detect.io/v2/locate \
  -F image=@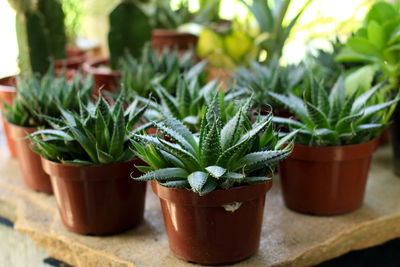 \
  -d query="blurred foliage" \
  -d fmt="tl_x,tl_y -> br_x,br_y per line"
61,0 -> 84,44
